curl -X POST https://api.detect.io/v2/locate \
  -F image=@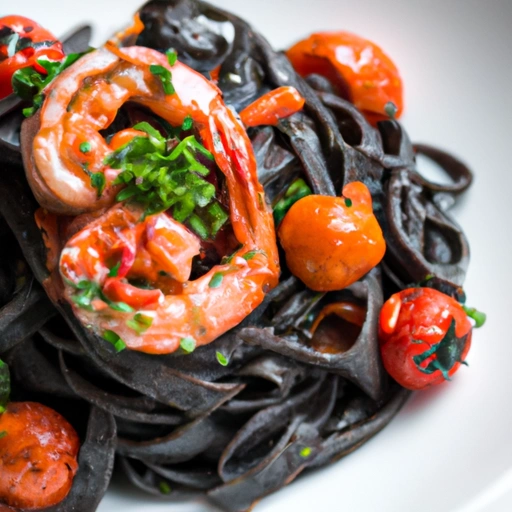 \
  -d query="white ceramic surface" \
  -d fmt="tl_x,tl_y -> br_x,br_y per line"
7,0 -> 512,510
